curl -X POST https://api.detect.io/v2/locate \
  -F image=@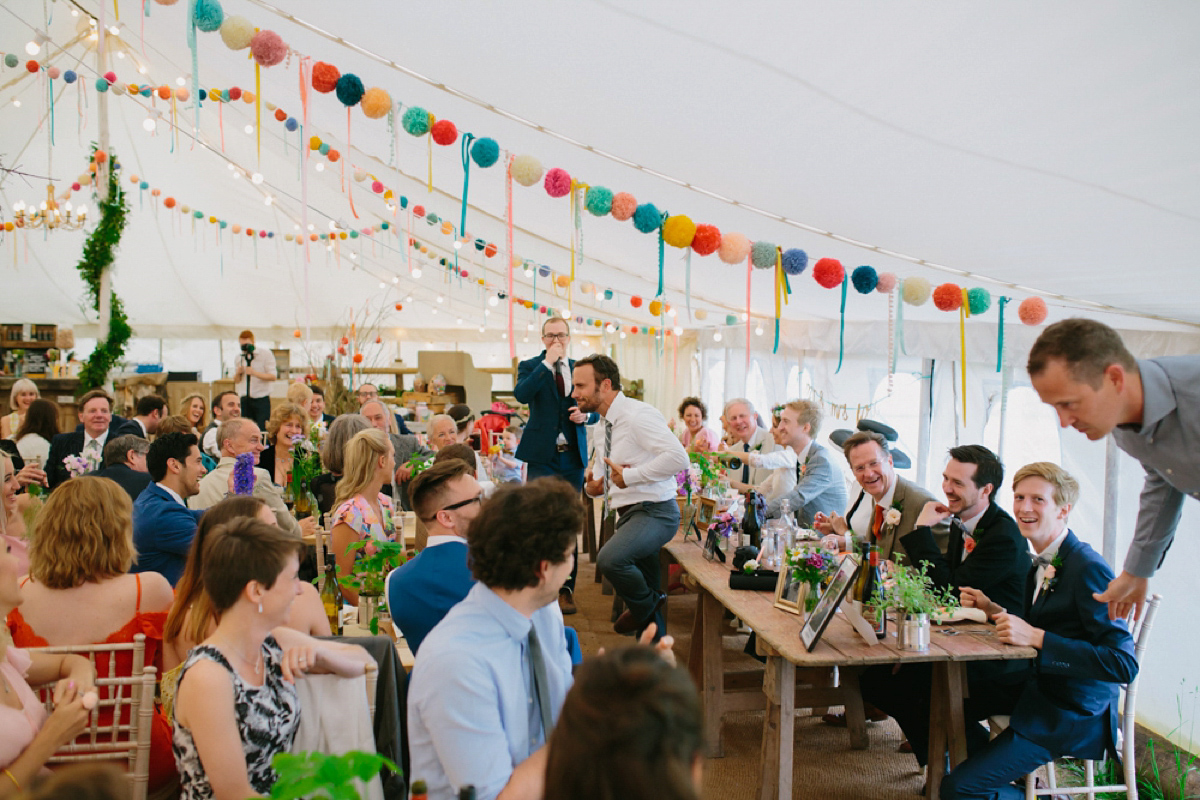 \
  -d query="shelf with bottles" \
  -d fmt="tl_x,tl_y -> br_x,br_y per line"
0,324 -> 57,348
